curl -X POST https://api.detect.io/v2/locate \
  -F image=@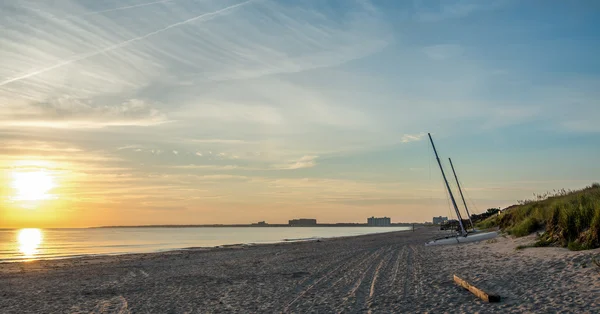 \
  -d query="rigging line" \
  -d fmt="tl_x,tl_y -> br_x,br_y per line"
443,179 -> 454,235
428,138 -> 432,207
438,161 -> 454,220
429,140 -> 452,220
446,162 -> 471,223
446,186 -> 453,219
454,174 -> 480,214
462,182 -> 481,214
430,143 -> 454,221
